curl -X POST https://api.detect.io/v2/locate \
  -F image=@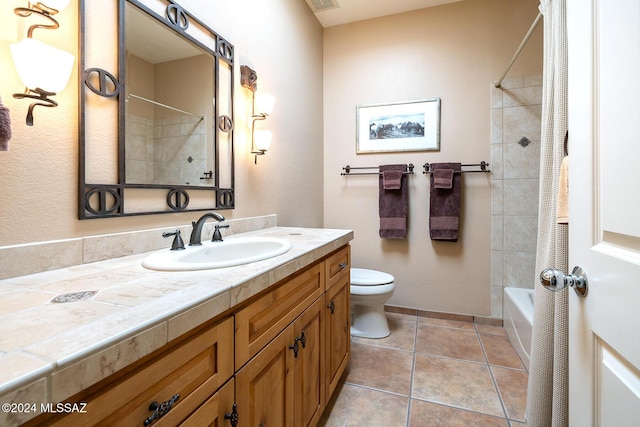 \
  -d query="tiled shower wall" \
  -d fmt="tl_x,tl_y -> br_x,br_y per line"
125,113 -> 153,184
125,114 -> 207,185
490,76 -> 542,319
152,116 -> 207,185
